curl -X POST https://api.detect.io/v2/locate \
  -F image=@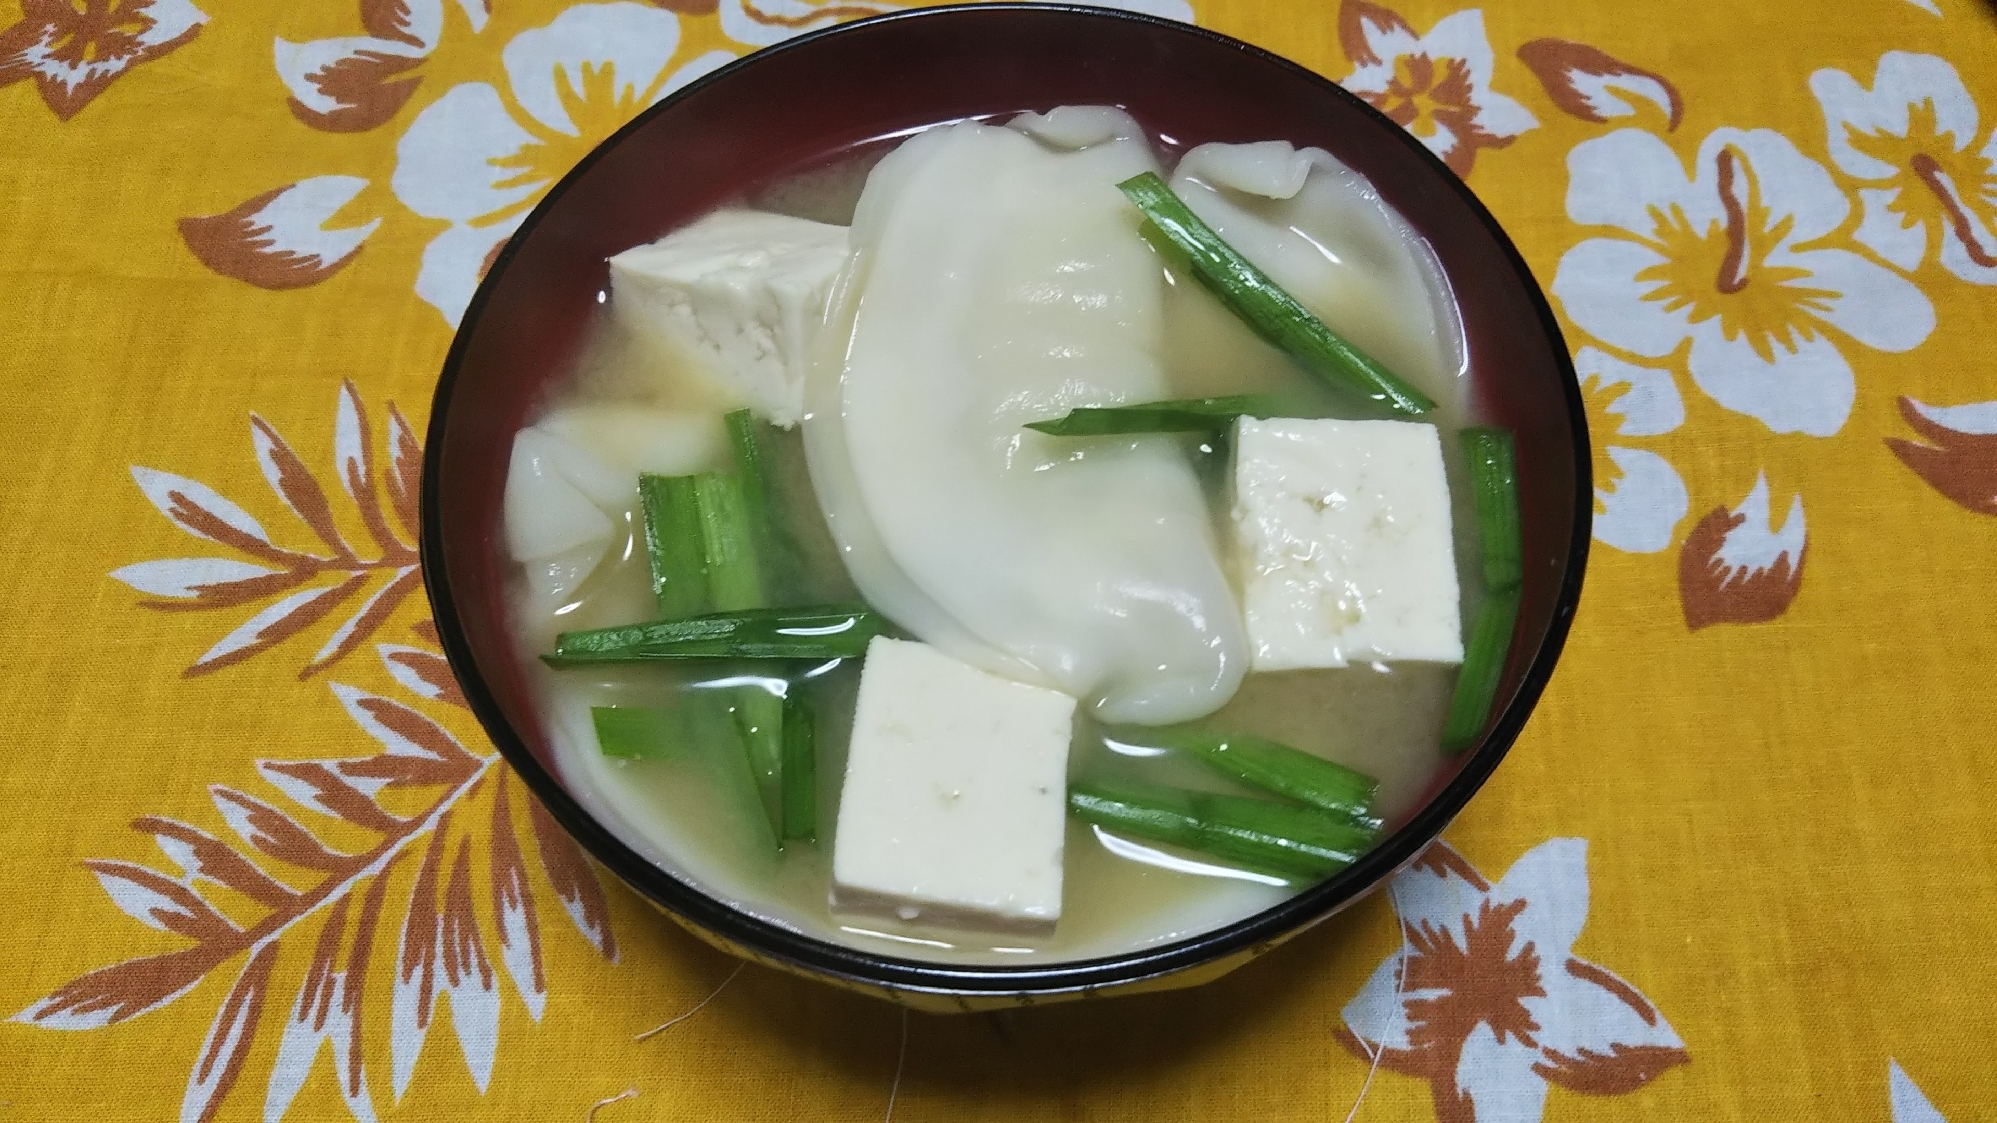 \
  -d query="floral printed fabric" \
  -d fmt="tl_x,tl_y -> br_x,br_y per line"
0,0 -> 1993,1121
